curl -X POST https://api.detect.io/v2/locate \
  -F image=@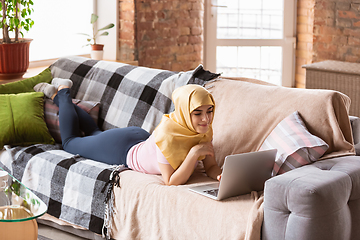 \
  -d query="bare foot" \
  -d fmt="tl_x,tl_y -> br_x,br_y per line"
58,85 -> 70,91
50,92 -> 58,100
50,85 -> 69,100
